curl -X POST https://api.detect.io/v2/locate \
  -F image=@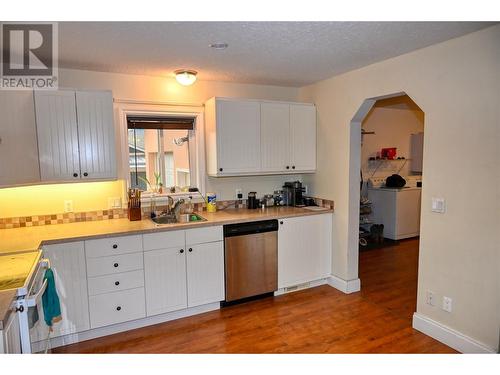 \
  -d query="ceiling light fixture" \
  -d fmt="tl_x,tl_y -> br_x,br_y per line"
209,42 -> 228,50
175,69 -> 197,86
